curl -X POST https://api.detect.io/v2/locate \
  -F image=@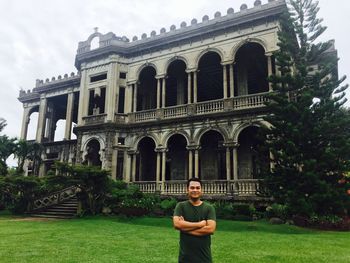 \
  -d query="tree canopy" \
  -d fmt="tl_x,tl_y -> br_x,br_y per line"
261,0 -> 350,217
